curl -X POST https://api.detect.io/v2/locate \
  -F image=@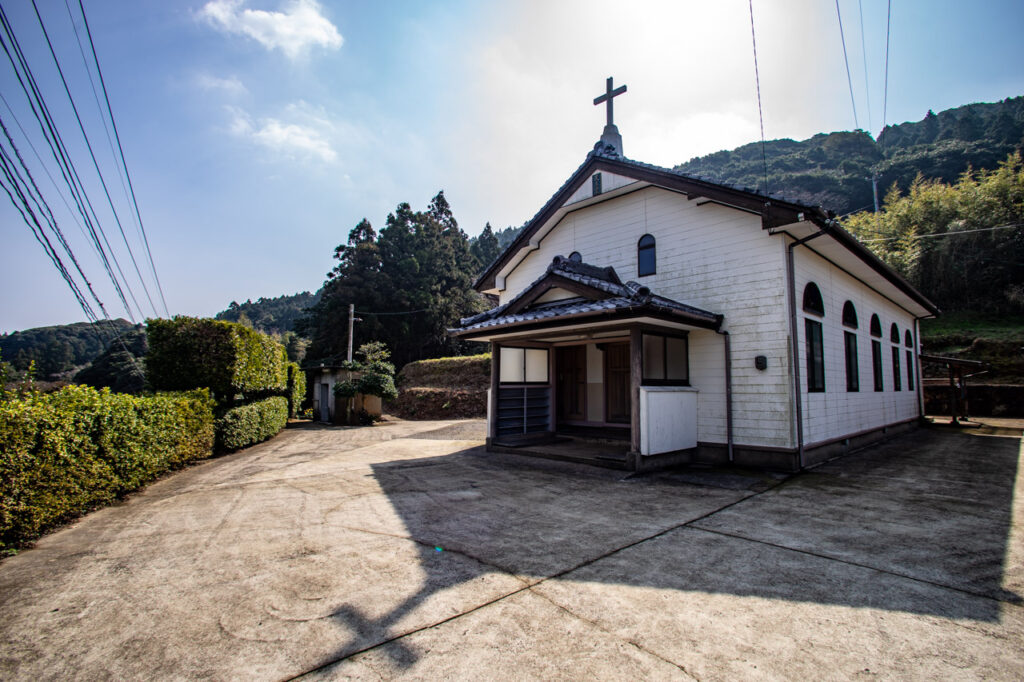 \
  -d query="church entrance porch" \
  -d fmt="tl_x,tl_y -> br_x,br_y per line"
448,256 -> 725,471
